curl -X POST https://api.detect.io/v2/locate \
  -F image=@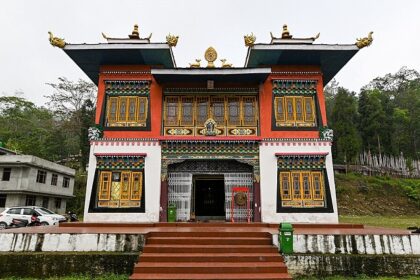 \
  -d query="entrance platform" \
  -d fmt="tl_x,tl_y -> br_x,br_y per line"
2,222 -> 410,235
